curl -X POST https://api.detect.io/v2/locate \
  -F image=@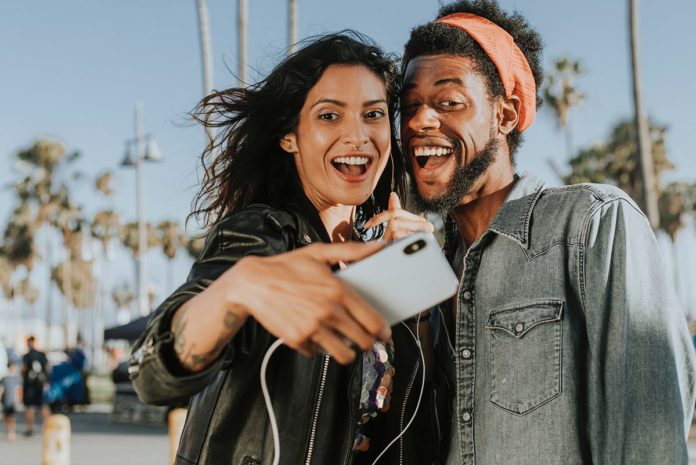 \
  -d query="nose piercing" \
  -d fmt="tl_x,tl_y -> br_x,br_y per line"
352,143 -> 364,151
